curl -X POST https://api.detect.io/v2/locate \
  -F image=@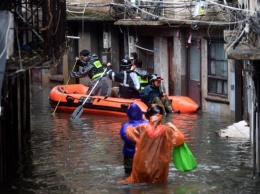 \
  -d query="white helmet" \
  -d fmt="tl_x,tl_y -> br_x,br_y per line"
149,74 -> 163,83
